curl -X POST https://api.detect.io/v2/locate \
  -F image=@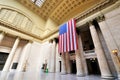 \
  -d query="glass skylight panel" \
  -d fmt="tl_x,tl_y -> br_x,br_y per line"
31,0 -> 46,7
35,0 -> 43,7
